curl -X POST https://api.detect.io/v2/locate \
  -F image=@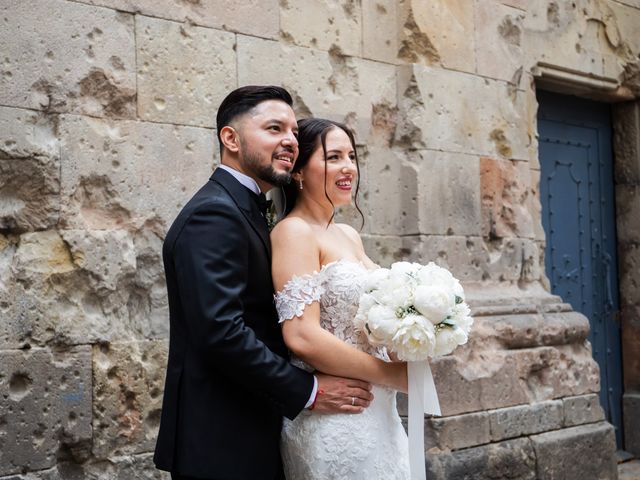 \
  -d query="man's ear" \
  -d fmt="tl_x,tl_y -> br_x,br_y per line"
220,125 -> 240,153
